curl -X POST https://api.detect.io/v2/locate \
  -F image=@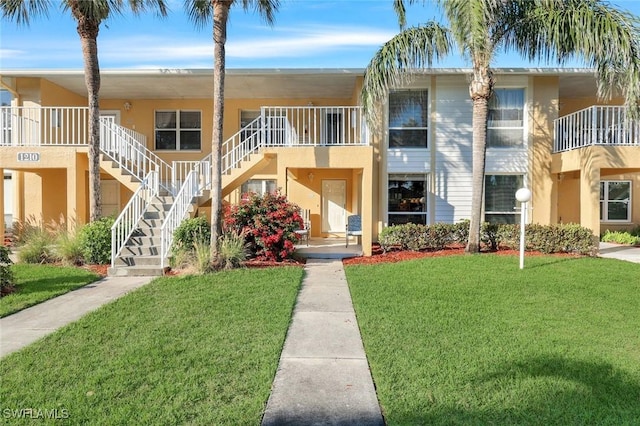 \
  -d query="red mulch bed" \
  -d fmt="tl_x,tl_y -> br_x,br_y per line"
83,264 -> 109,277
343,244 -> 581,265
